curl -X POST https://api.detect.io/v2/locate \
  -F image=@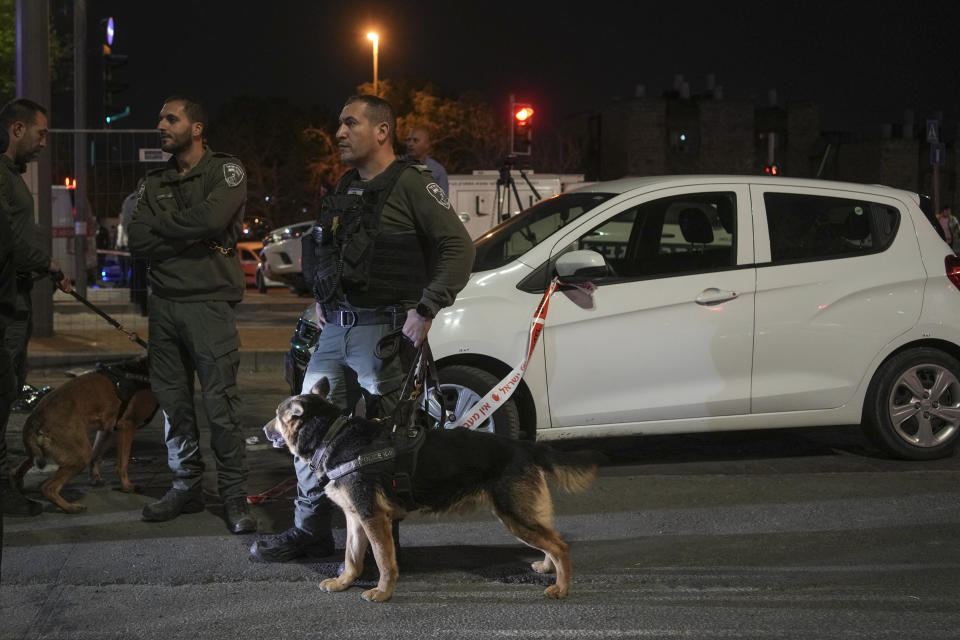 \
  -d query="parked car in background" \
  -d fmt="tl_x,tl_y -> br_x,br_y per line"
286,175 -> 960,461
237,240 -> 284,292
261,221 -> 313,294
